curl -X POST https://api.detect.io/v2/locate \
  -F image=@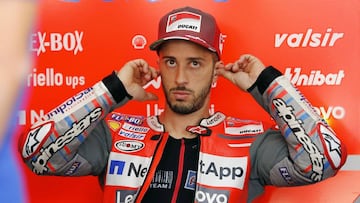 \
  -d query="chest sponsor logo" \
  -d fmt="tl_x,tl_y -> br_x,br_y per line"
115,190 -> 136,203
198,153 -> 247,189
119,129 -> 145,140
108,120 -> 121,131
122,122 -> 149,133
110,113 -> 144,125
106,153 -> 152,188
115,140 -> 144,153
196,186 -> 230,203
